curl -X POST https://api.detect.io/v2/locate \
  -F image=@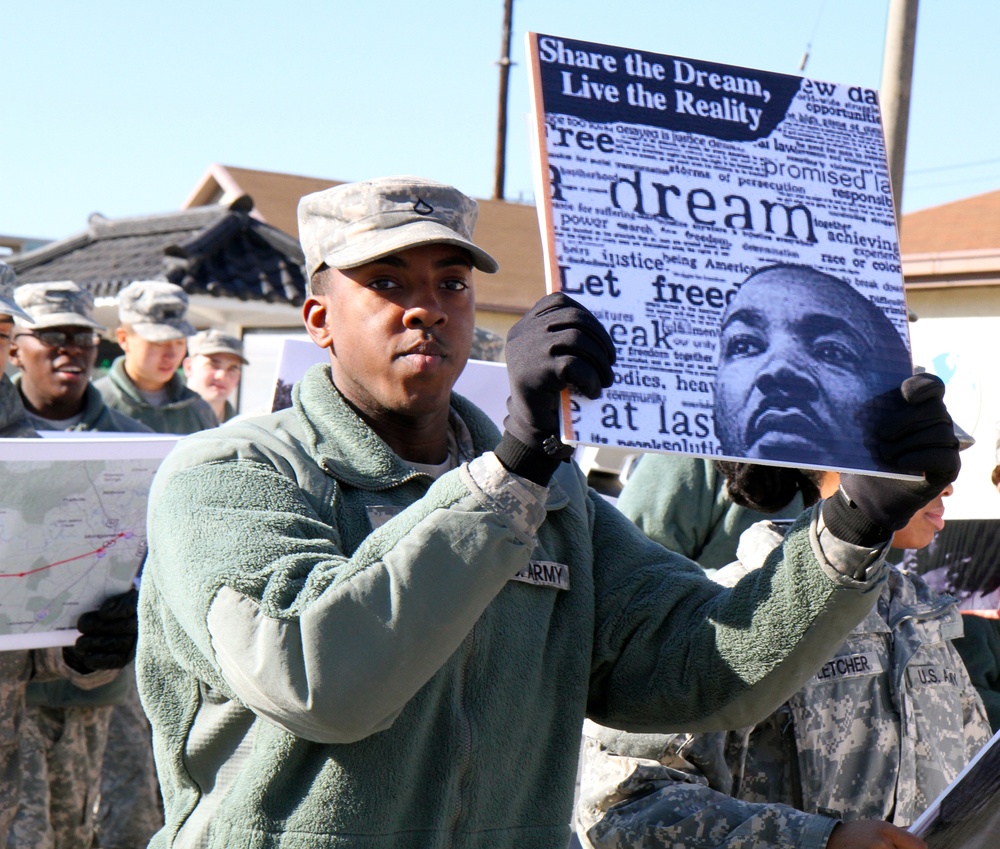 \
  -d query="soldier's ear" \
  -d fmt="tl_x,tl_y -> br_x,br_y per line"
7,335 -> 22,368
303,296 -> 333,351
